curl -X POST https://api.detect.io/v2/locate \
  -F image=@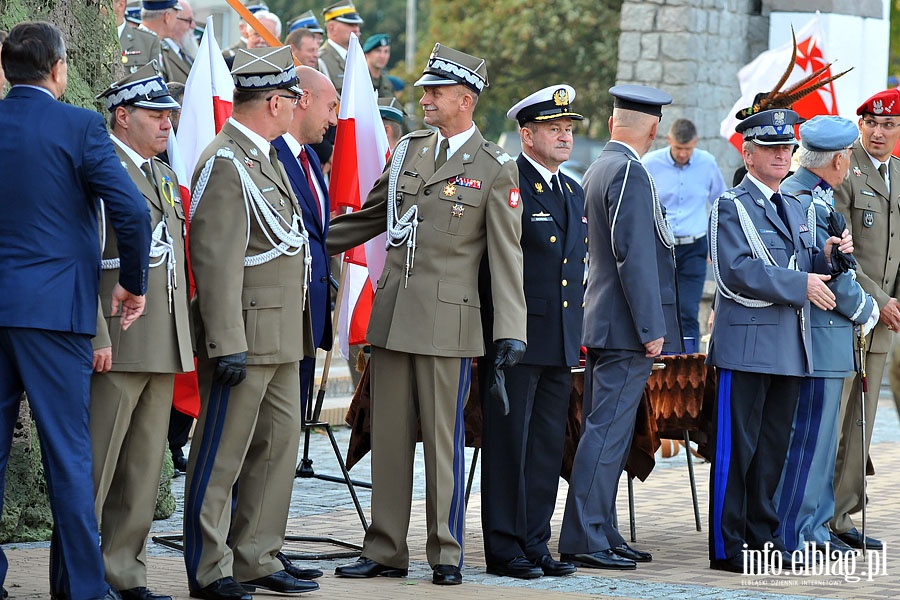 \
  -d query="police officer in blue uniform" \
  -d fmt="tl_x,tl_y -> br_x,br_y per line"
707,109 -> 853,573
775,116 -> 877,553
479,85 -> 587,580
558,85 -> 680,570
